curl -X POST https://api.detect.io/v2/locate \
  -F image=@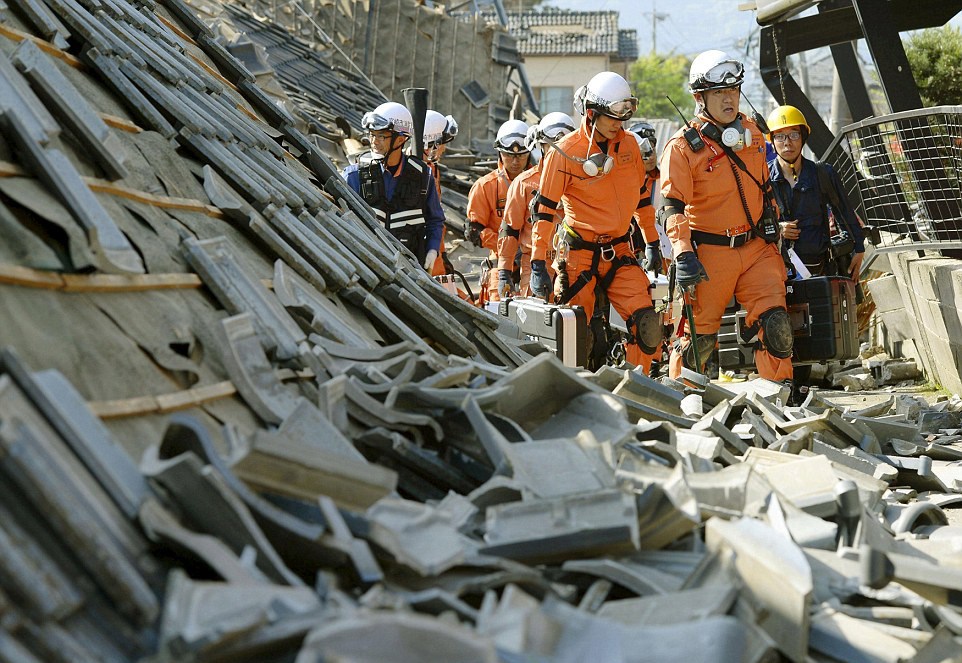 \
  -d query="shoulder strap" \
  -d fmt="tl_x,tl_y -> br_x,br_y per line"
816,161 -> 842,210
